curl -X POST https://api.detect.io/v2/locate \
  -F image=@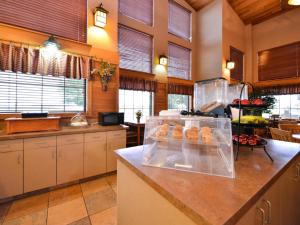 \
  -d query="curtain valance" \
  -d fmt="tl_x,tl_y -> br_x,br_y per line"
168,83 -> 194,95
0,42 -> 90,79
119,76 -> 156,92
256,84 -> 300,96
